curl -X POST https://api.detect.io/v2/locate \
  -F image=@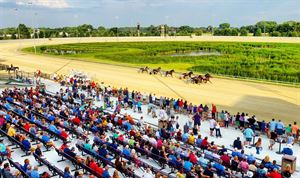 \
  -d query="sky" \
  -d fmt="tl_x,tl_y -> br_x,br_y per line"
0,0 -> 299,28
